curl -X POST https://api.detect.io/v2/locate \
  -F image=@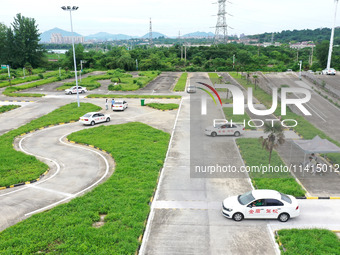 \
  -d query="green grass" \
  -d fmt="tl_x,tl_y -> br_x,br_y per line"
108,71 -> 160,91
223,107 -> 256,130
173,72 -> 188,91
237,138 -> 305,197
0,122 -> 170,254
221,98 -> 233,104
229,72 -> 340,165
208,72 -> 220,83
0,105 -> 20,113
56,73 -> 111,91
277,229 -> 340,255
146,103 -> 179,111
0,103 -> 101,187
87,94 -> 182,99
